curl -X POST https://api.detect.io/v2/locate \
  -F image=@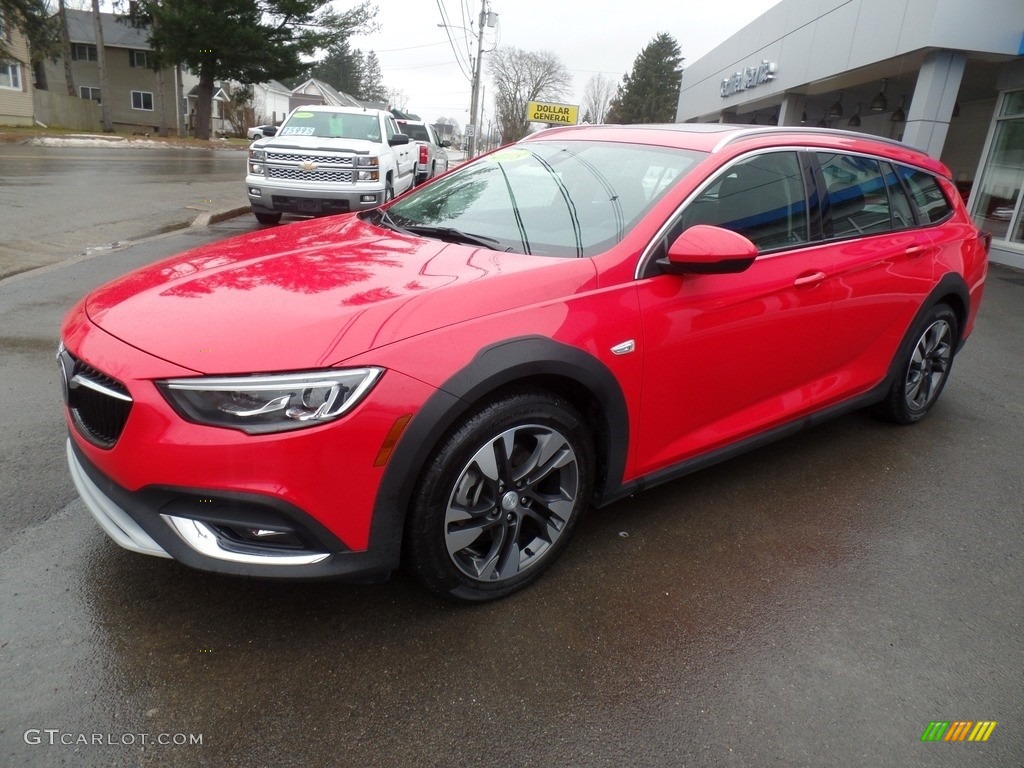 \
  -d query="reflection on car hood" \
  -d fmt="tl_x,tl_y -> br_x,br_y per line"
84,216 -> 597,374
